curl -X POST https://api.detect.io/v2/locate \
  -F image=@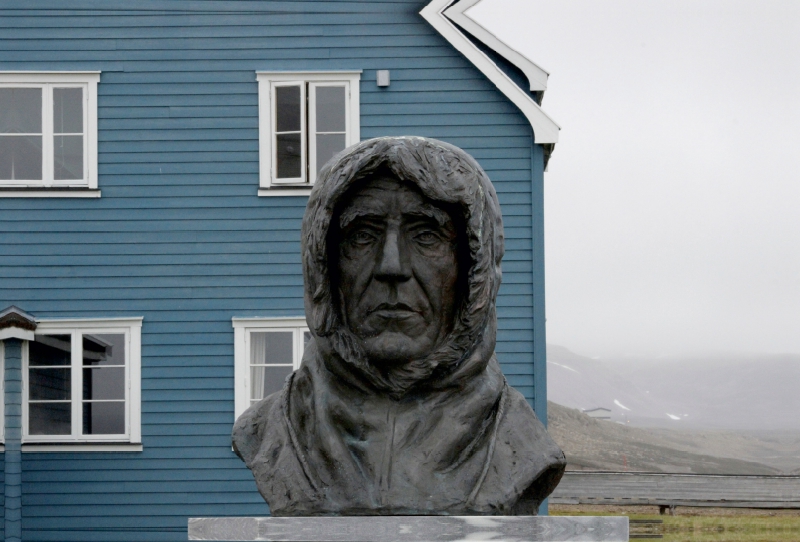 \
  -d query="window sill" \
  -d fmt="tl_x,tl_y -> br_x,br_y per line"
258,187 -> 312,197
20,443 -> 142,453
0,188 -> 101,198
